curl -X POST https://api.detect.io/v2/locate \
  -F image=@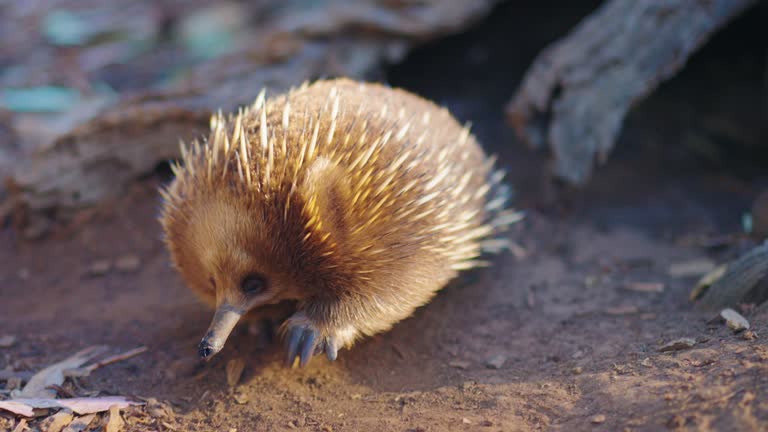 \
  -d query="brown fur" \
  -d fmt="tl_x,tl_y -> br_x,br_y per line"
160,78 -> 518,352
